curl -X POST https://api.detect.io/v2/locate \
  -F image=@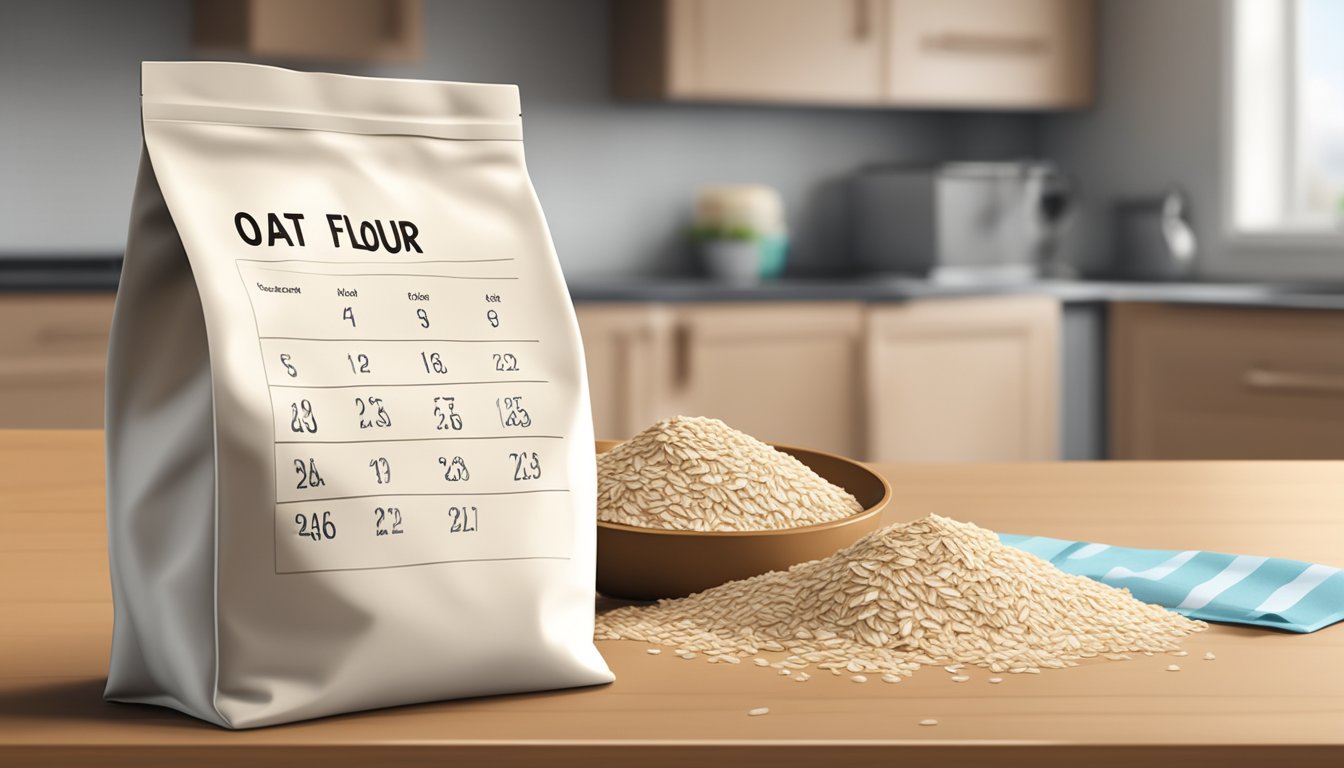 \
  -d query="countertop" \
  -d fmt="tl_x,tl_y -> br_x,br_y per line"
2,430 -> 1341,767
9,254 -> 1344,309
568,275 -> 1344,309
